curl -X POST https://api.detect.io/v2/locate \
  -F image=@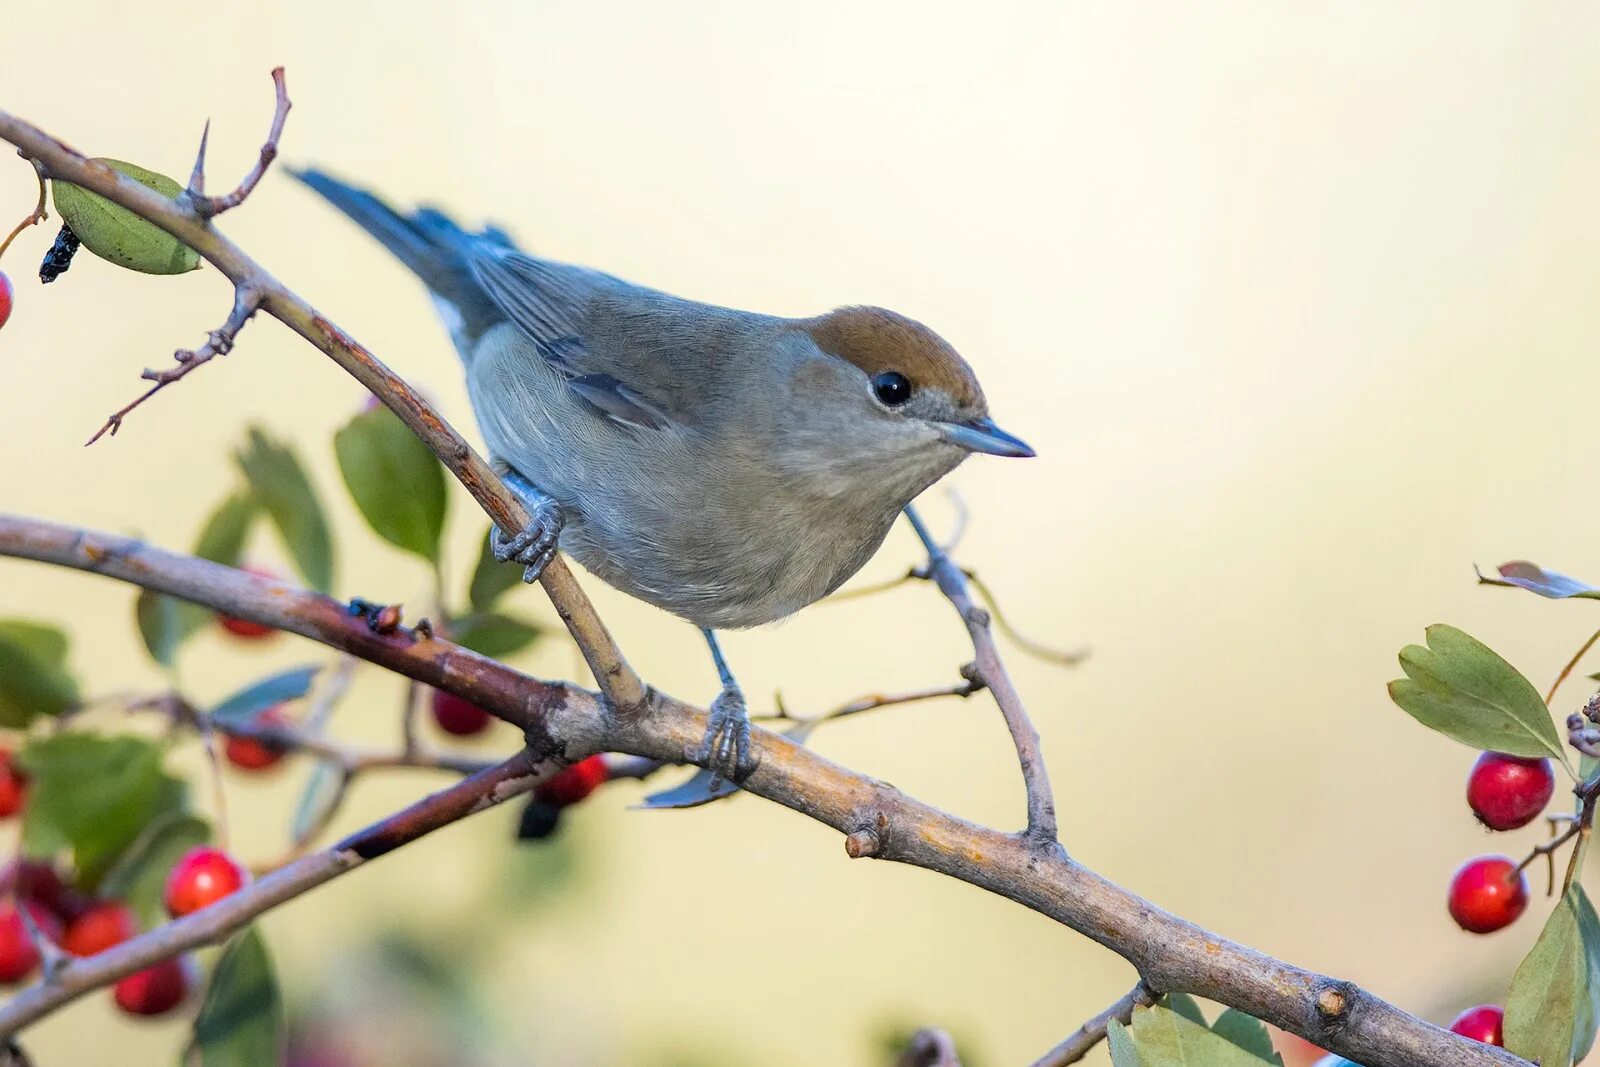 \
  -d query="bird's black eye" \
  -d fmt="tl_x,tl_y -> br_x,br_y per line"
872,370 -> 912,407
